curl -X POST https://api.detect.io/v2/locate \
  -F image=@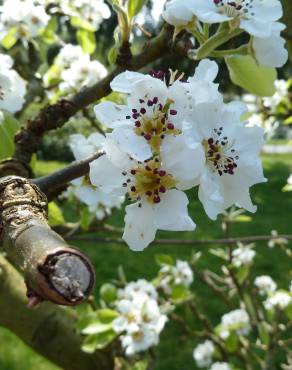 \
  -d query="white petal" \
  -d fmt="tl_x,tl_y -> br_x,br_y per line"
161,134 -> 205,189
162,0 -> 193,26
90,155 -> 126,195
103,136 -> 133,170
110,71 -> 151,94
186,0 -> 230,23
123,202 -> 157,251
191,59 -> 219,82
94,101 -> 131,129
253,32 -> 288,68
198,169 -> 224,220
240,18 -> 273,38
110,127 -> 153,161
155,189 -> 196,231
